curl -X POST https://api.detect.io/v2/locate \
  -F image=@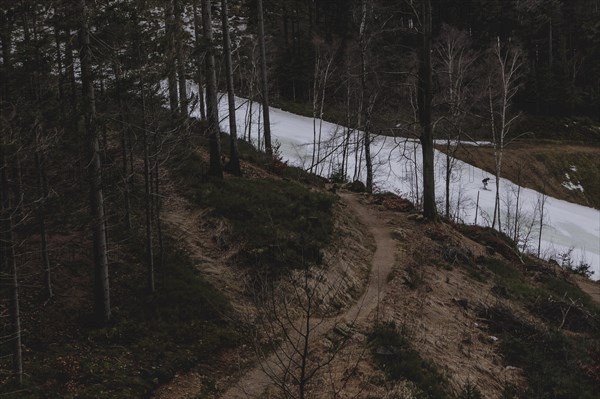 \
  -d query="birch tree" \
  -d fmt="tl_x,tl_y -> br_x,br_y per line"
164,0 -> 179,119
434,25 -> 478,218
174,0 -> 188,119
487,38 -> 524,230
